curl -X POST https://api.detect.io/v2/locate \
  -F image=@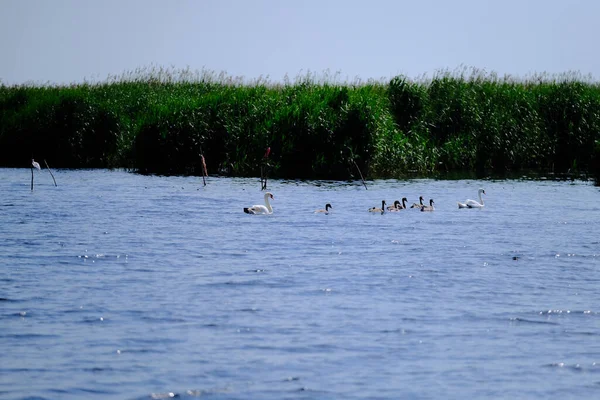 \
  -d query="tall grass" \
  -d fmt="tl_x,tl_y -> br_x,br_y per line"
1,66 -> 599,179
